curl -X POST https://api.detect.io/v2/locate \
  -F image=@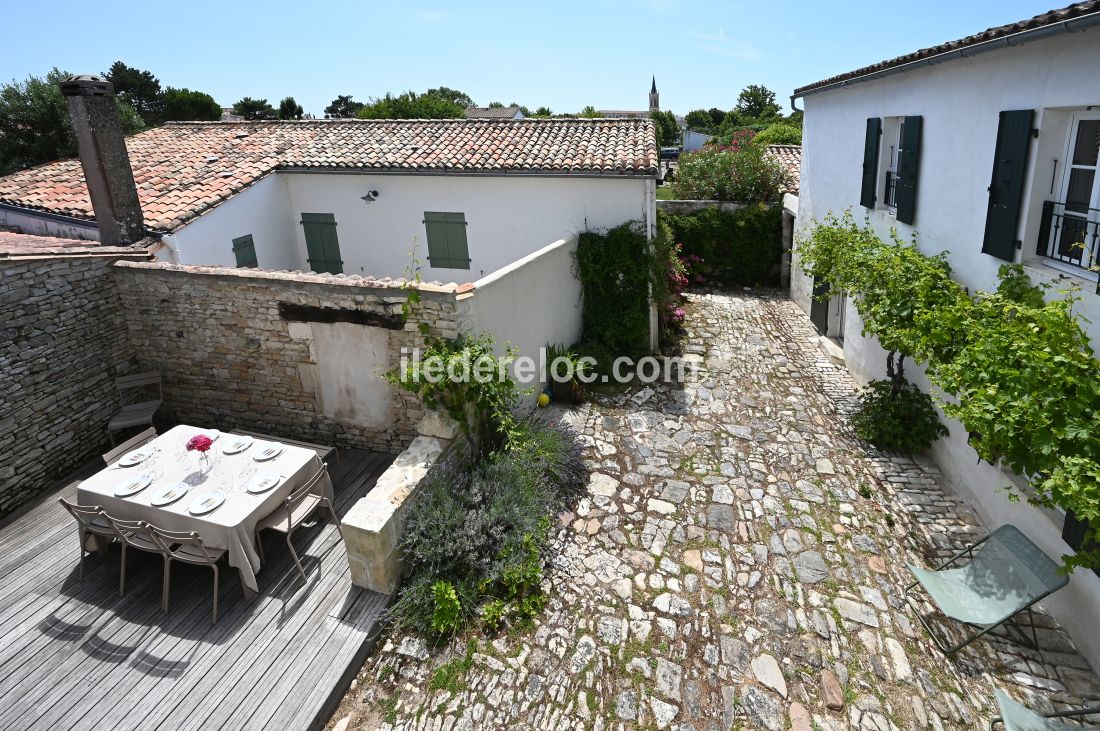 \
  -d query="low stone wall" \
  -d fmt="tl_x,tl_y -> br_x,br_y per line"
0,254 -> 141,516
656,199 -> 746,216
111,262 -> 462,455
